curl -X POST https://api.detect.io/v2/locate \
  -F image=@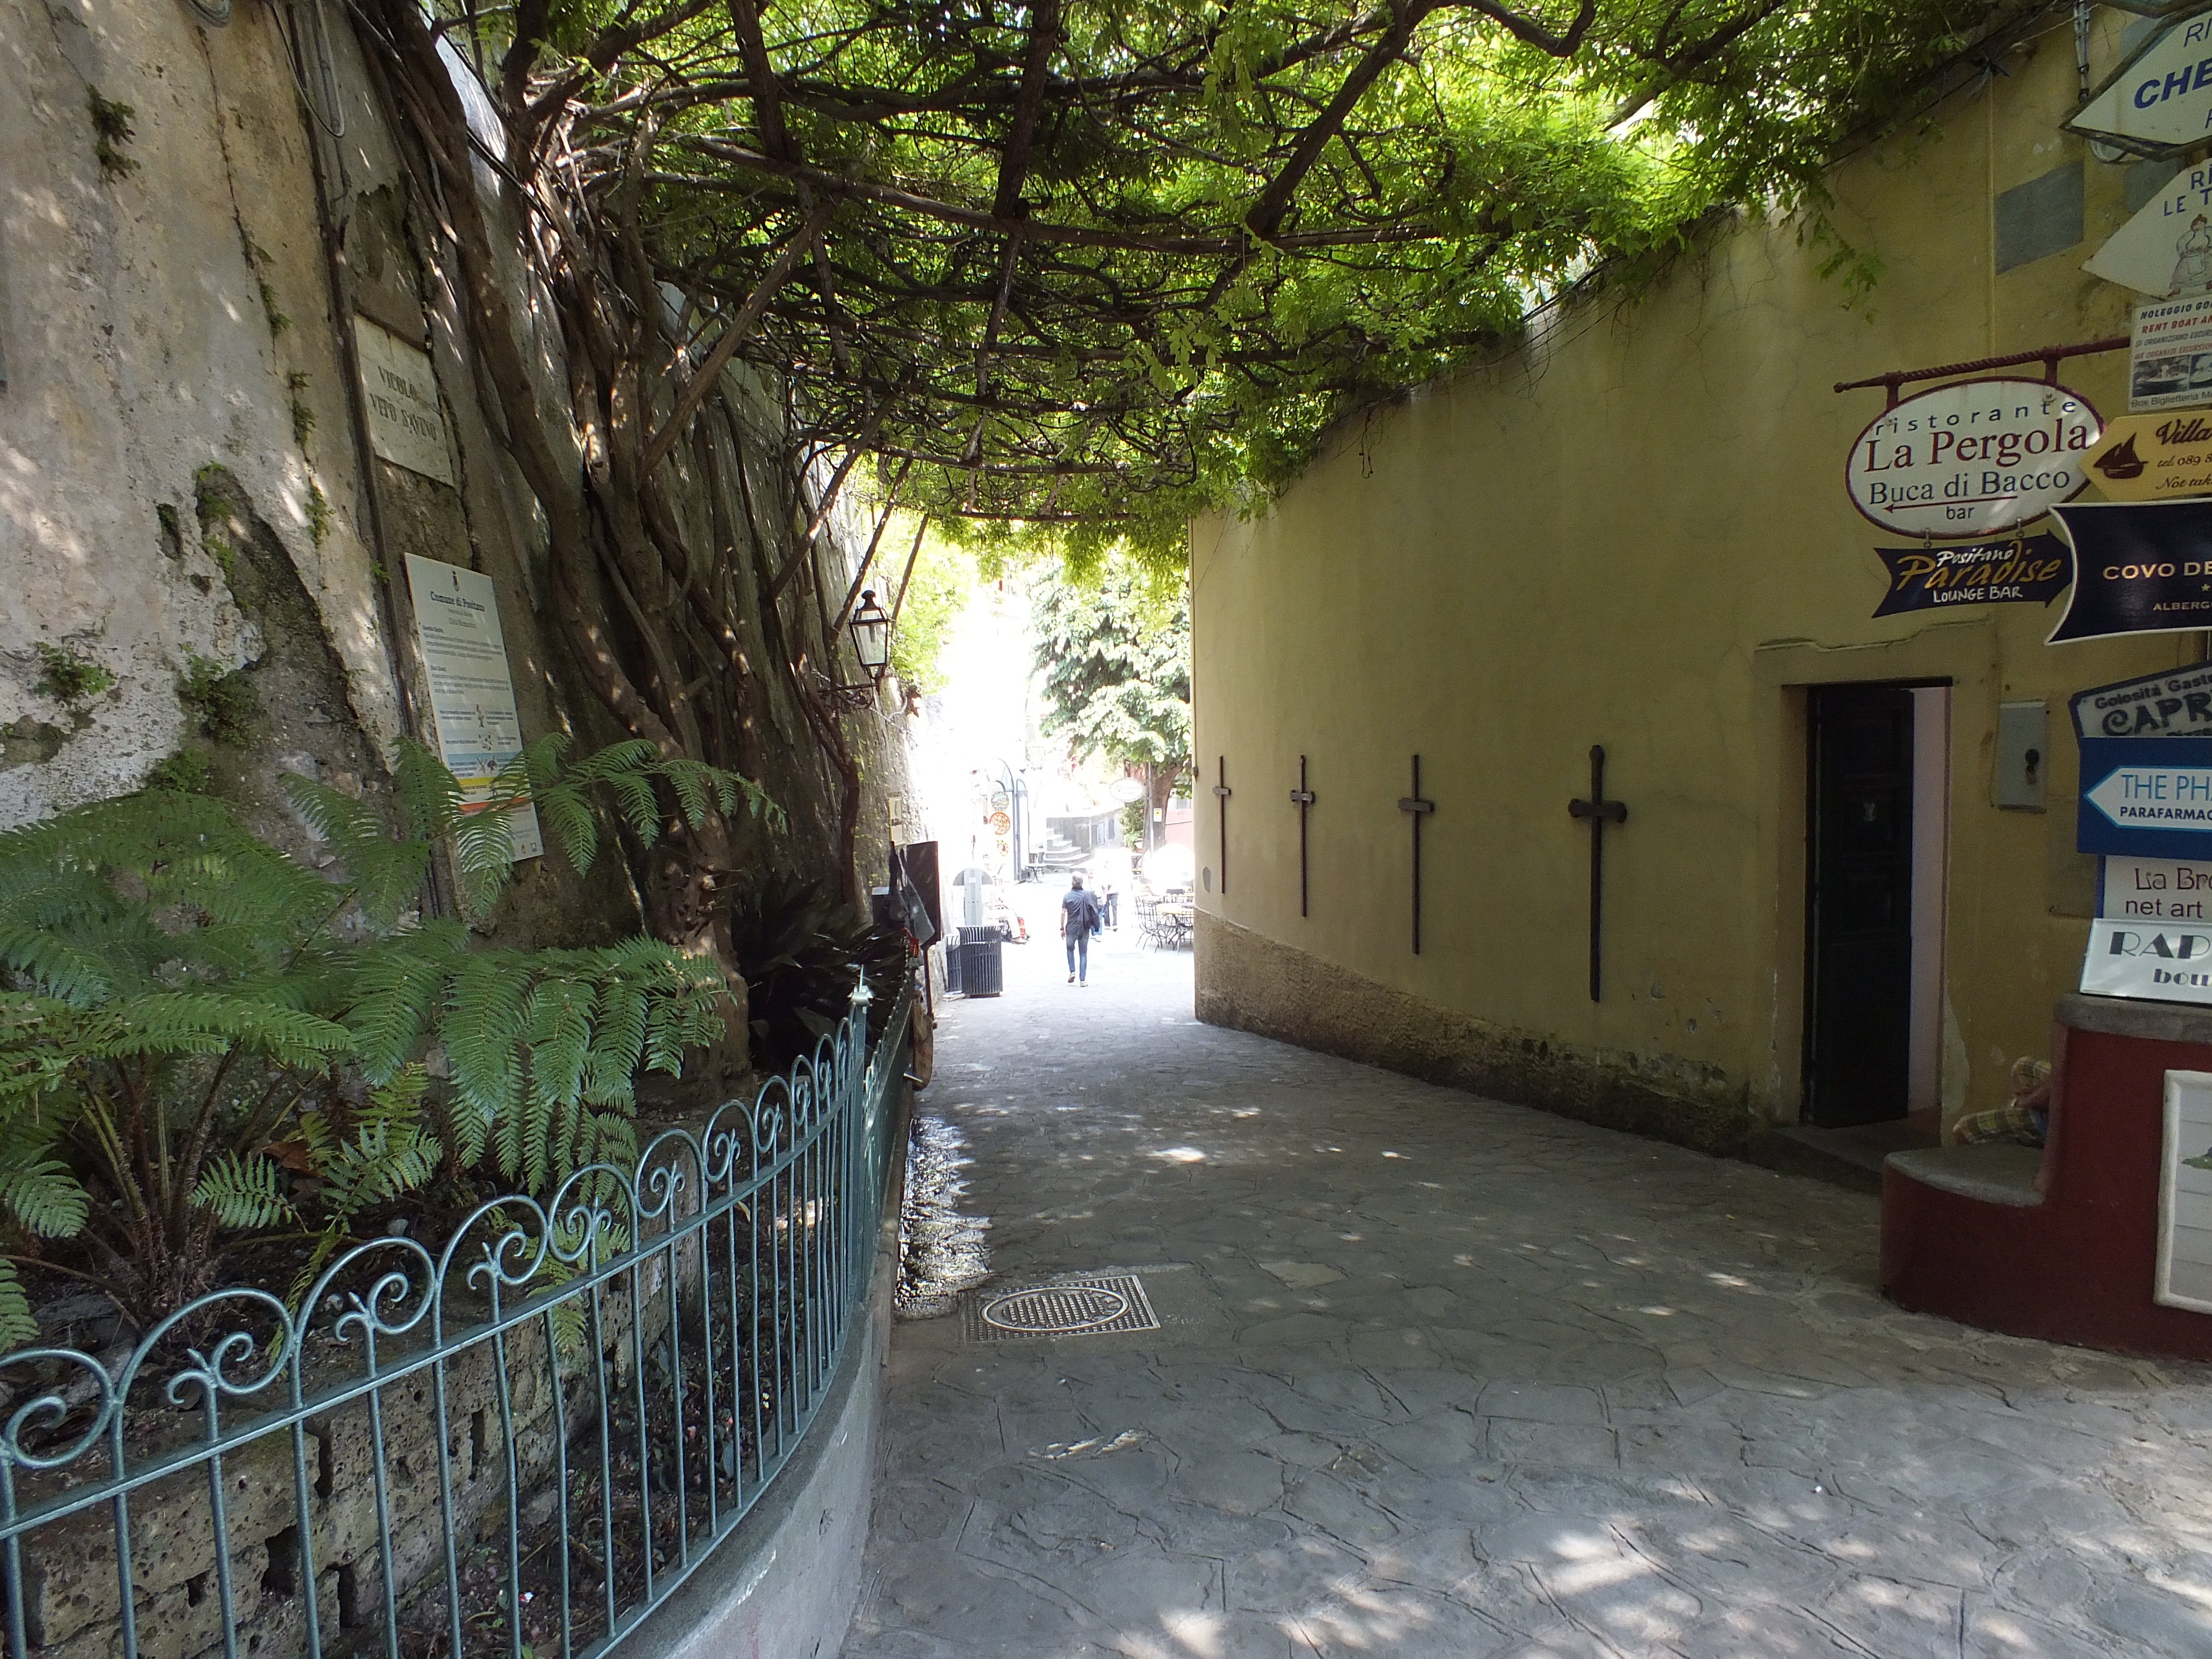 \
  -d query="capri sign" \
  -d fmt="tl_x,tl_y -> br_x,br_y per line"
1846,377 -> 2101,539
